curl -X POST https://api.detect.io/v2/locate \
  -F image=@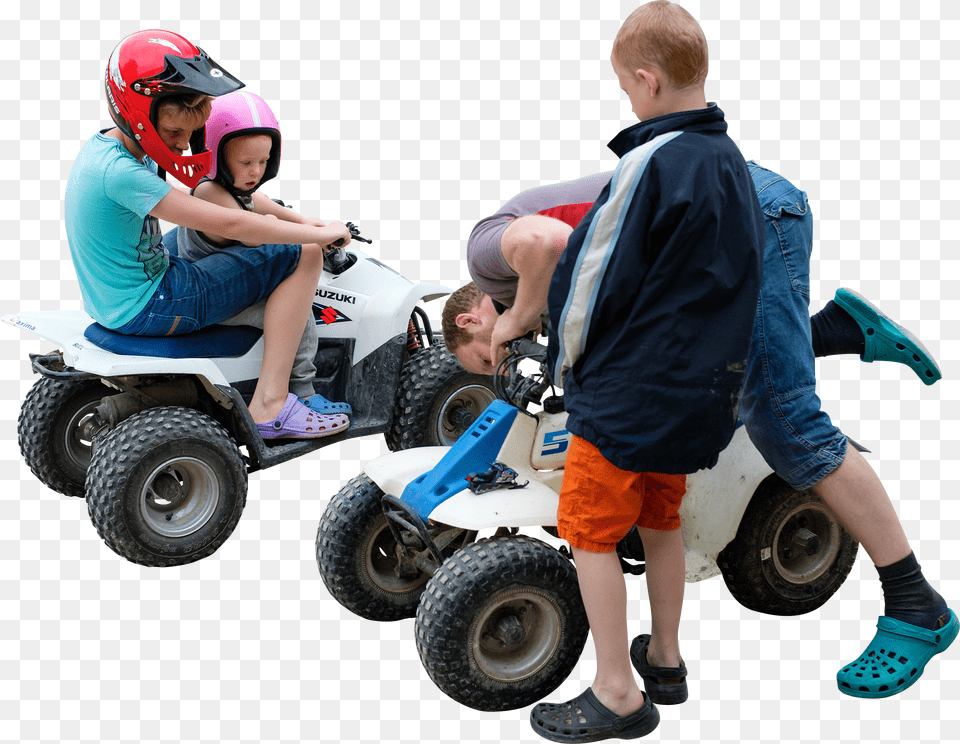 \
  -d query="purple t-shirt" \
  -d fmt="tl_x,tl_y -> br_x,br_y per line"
466,172 -> 612,307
